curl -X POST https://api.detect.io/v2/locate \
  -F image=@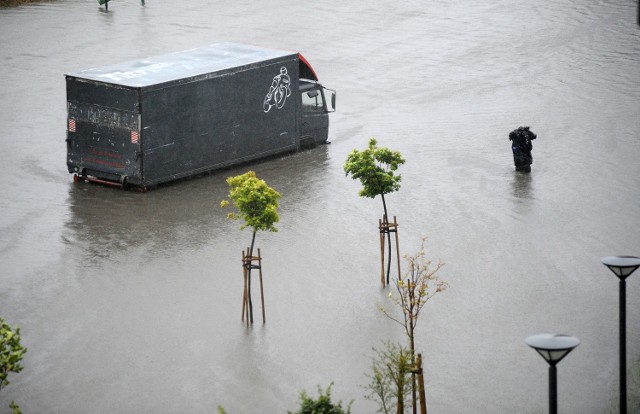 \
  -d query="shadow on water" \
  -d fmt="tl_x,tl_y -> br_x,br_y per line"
63,146 -> 330,263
